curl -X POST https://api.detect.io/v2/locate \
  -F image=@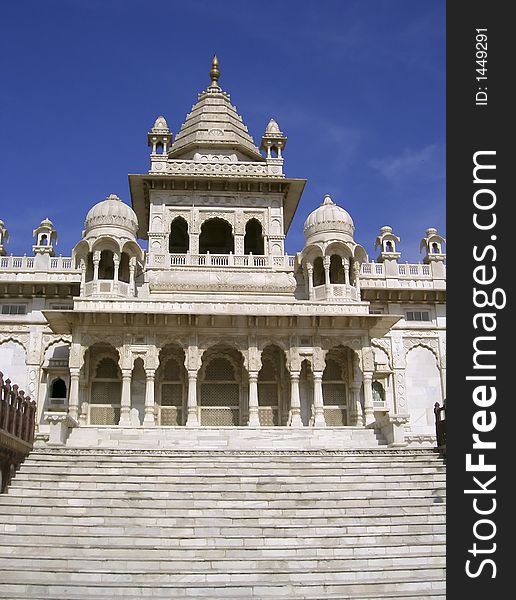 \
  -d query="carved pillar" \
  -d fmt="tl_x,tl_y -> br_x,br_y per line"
323,256 -> 331,297
306,264 -> 313,300
186,370 -> 199,426
143,368 -> 156,427
363,372 -> 375,425
129,257 -> 136,297
289,371 -> 303,427
343,257 -> 350,287
119,369 -> 132,426
248,371 -> 260,427
312,372 -> 326,427
92,251 -> 100,294
78,380 -> 88,425
79,258 -> 86,295
349,383 -> 362,426
391,335 -> 408,414
68,368 -> 80,421
353,261 -> 361,299
112,253 -> 120,294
